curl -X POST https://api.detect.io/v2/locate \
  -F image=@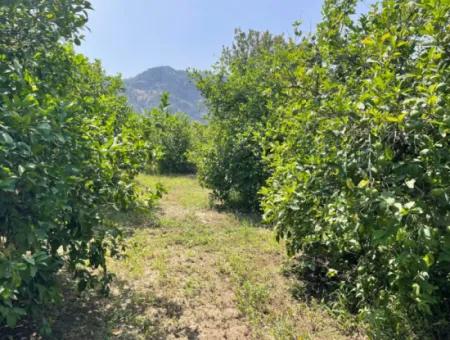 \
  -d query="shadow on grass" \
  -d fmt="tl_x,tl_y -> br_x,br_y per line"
281,254 -> 343,305
0,320 -> 41,340
209,200 -> 266,229
49,275 -> 199,340
0,274 -> 199,340
107,207 -> 160,237
0,207 -> 198,340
